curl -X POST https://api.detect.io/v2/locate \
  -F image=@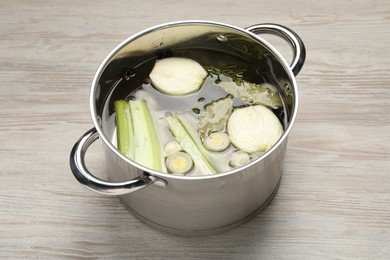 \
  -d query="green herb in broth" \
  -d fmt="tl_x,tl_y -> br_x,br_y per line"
204,65 -> 246,85
205,65 -> 283,107
218,81 -> 283,107
197,95 -> 233,138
